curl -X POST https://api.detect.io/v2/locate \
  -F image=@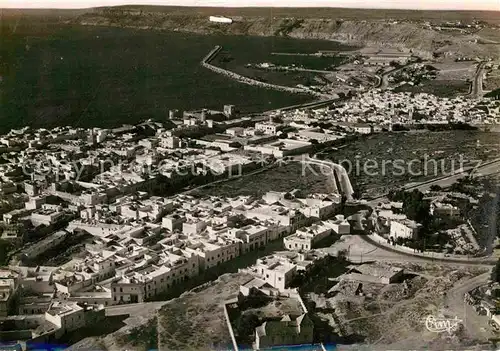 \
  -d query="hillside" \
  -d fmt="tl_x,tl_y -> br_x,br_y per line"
74,6 -> 500,59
